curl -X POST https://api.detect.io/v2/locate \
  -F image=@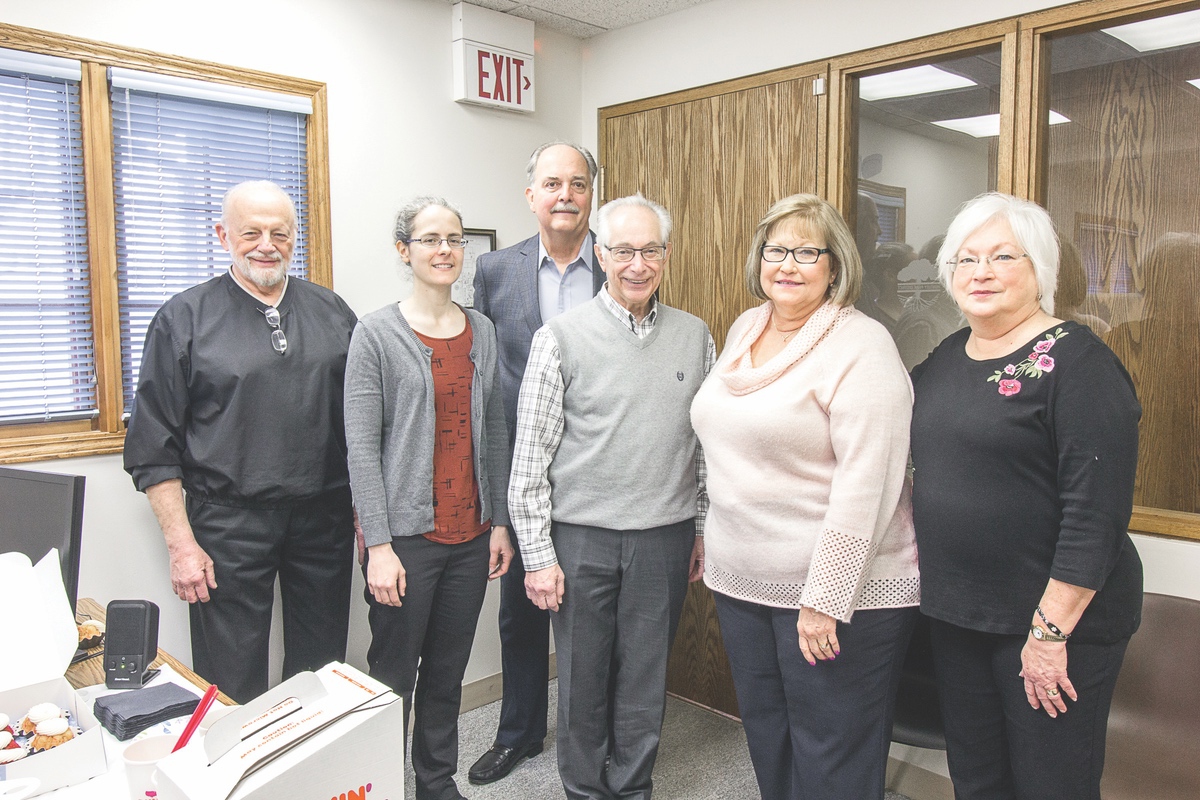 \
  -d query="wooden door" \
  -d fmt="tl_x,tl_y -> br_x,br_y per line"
599,72 -> 826,716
